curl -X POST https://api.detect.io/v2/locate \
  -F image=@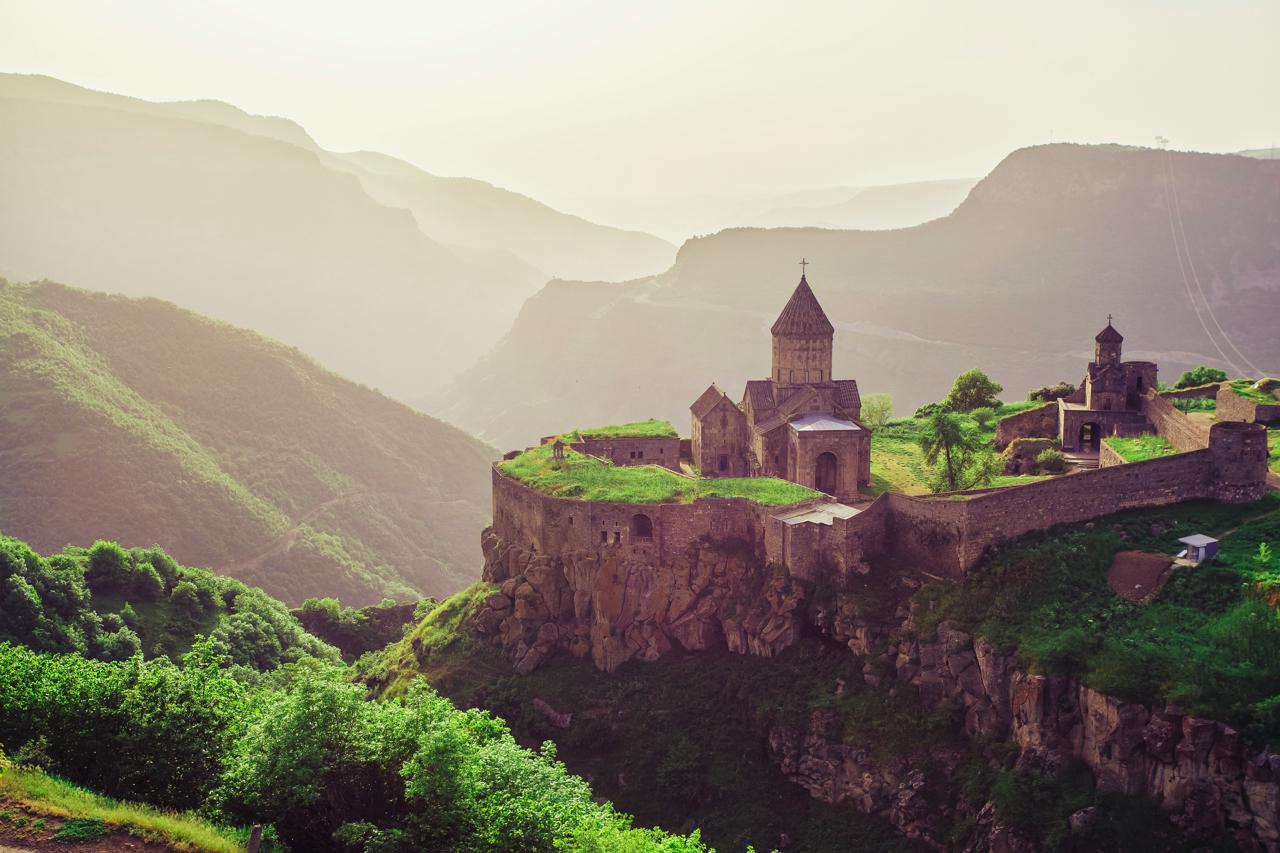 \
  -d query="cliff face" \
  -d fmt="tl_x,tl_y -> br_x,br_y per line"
475,529 -> 804,673
771,611 -> 1280,850
472,524 -> 1280,850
